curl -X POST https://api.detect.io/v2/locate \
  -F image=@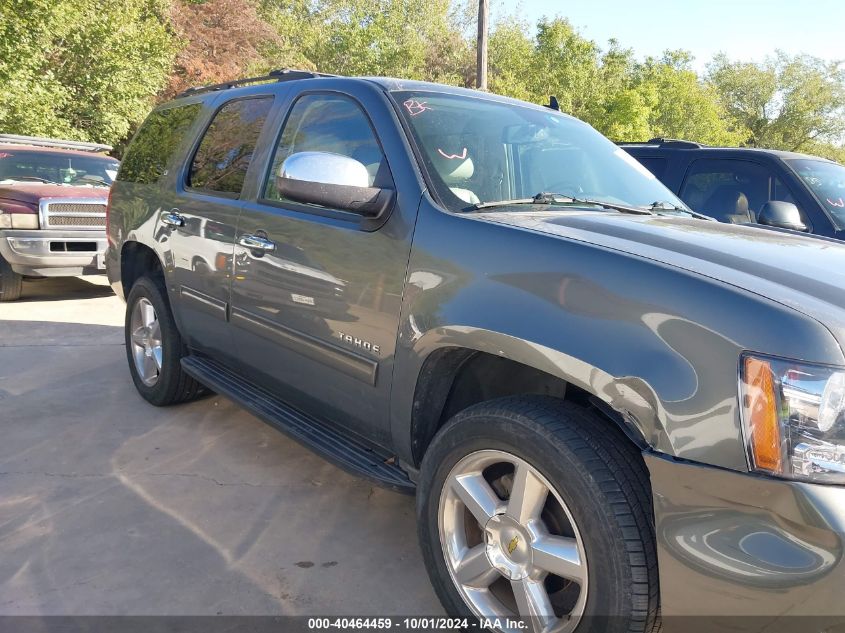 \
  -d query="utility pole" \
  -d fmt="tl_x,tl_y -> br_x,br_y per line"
476,0 -> 488,90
